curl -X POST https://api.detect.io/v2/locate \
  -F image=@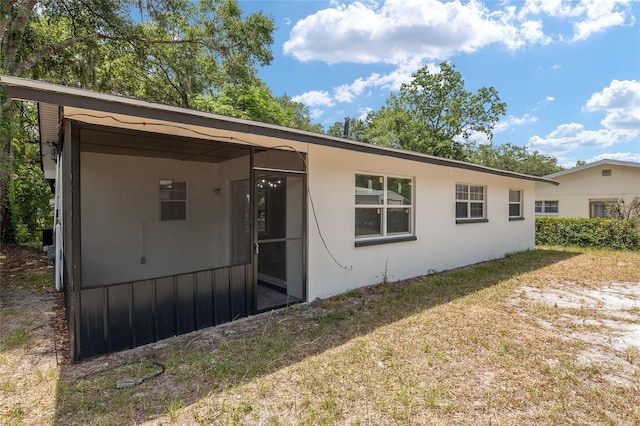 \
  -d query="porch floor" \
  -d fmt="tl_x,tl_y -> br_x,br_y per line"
257,283 -> 301,311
